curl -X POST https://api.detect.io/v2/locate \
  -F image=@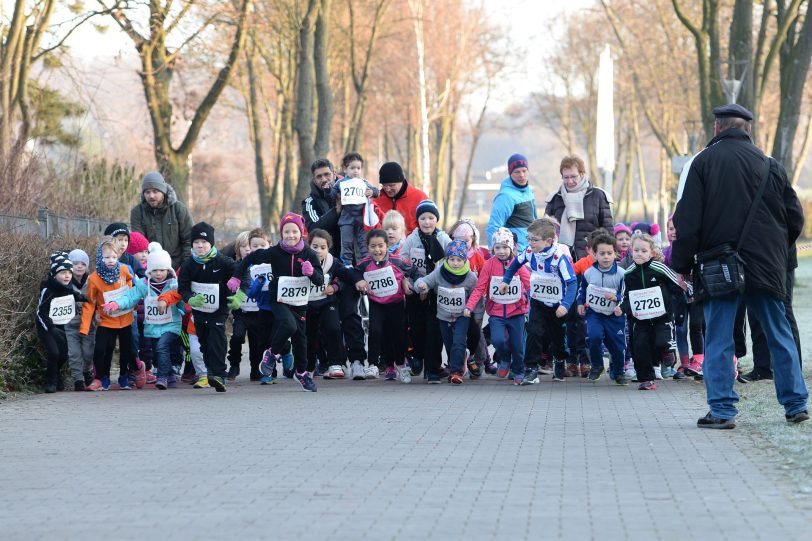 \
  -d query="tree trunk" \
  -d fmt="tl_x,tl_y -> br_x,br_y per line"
244,37 -> 270,228
791,106 -> 812,188
456,91 -> 489,222
409,0 -> 431,195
